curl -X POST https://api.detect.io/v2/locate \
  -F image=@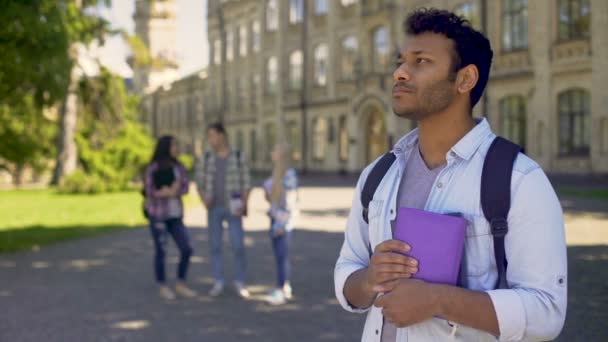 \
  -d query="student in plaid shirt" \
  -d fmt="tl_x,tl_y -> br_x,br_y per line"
194,123 -> 252,298
144,135 -> 196,300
